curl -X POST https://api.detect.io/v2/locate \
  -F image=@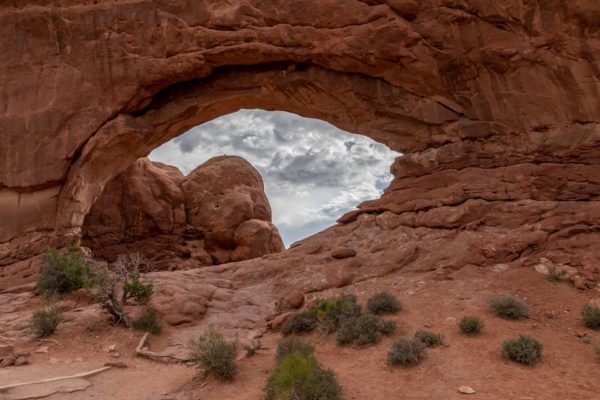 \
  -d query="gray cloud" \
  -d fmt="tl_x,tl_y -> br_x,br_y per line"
150,109 -> 400,246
